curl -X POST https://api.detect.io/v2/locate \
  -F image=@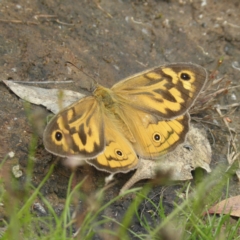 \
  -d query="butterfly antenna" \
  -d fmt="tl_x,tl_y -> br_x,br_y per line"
66,61 -> 98,88
91,61 -> 104,88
